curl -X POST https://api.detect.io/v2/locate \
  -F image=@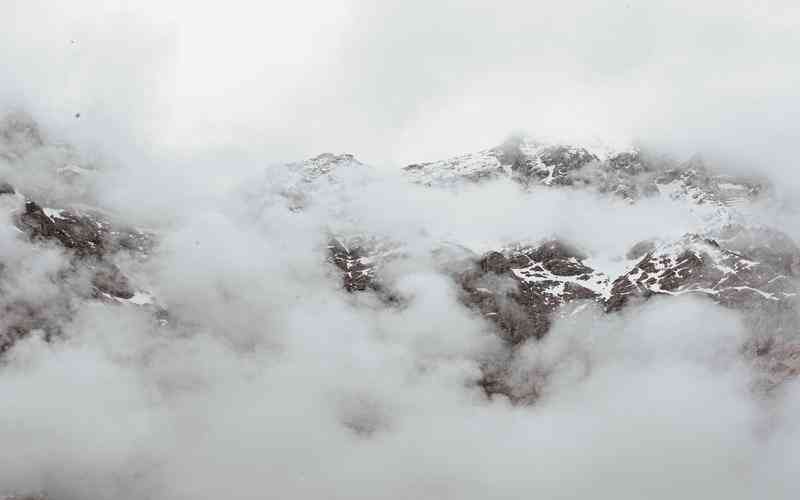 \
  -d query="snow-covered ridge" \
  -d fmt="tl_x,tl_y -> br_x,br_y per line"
402,136 -> 609,188
607,233 -> 799,311
1,123 -> 797,411
262,143 -> 786,335
401,135 -> 766,211
287,152 -> 365,180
